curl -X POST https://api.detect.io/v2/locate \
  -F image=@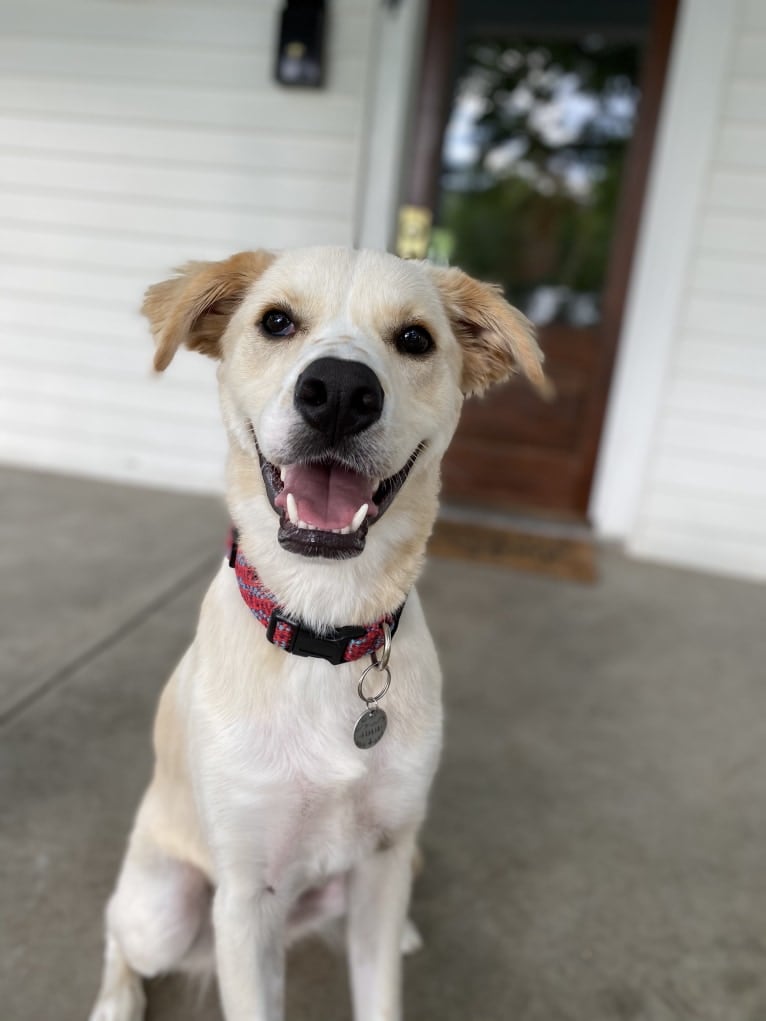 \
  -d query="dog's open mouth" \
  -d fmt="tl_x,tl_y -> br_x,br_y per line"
254,435 -> 425,559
